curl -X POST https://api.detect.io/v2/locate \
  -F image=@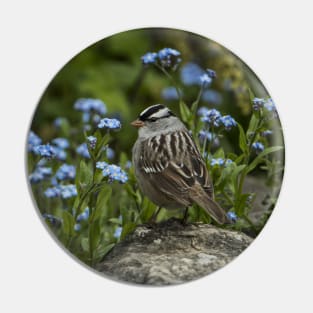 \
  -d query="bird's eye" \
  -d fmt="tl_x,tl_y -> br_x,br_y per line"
149,117 -> 158,122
